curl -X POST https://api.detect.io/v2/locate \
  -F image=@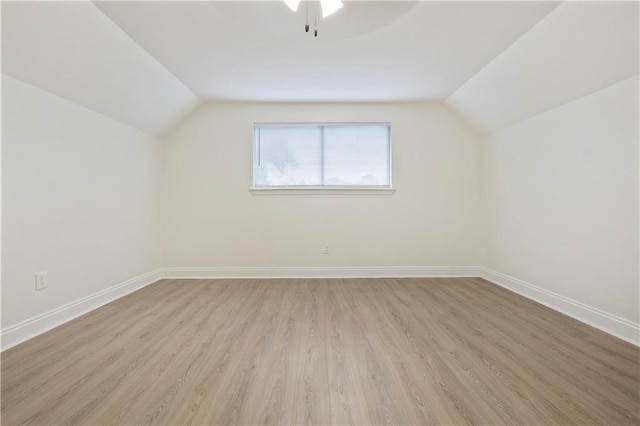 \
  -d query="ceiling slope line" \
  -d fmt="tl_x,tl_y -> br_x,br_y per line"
1,73 -> 160,140
446,1 -> 639,134
2,1 -> 201,137
95,1 -> 561,103
445,2 -> 562,103
90,0 -> 202,105
443,1 -> 562,136
485,74 -> 640,136
89,1 -> 203,137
